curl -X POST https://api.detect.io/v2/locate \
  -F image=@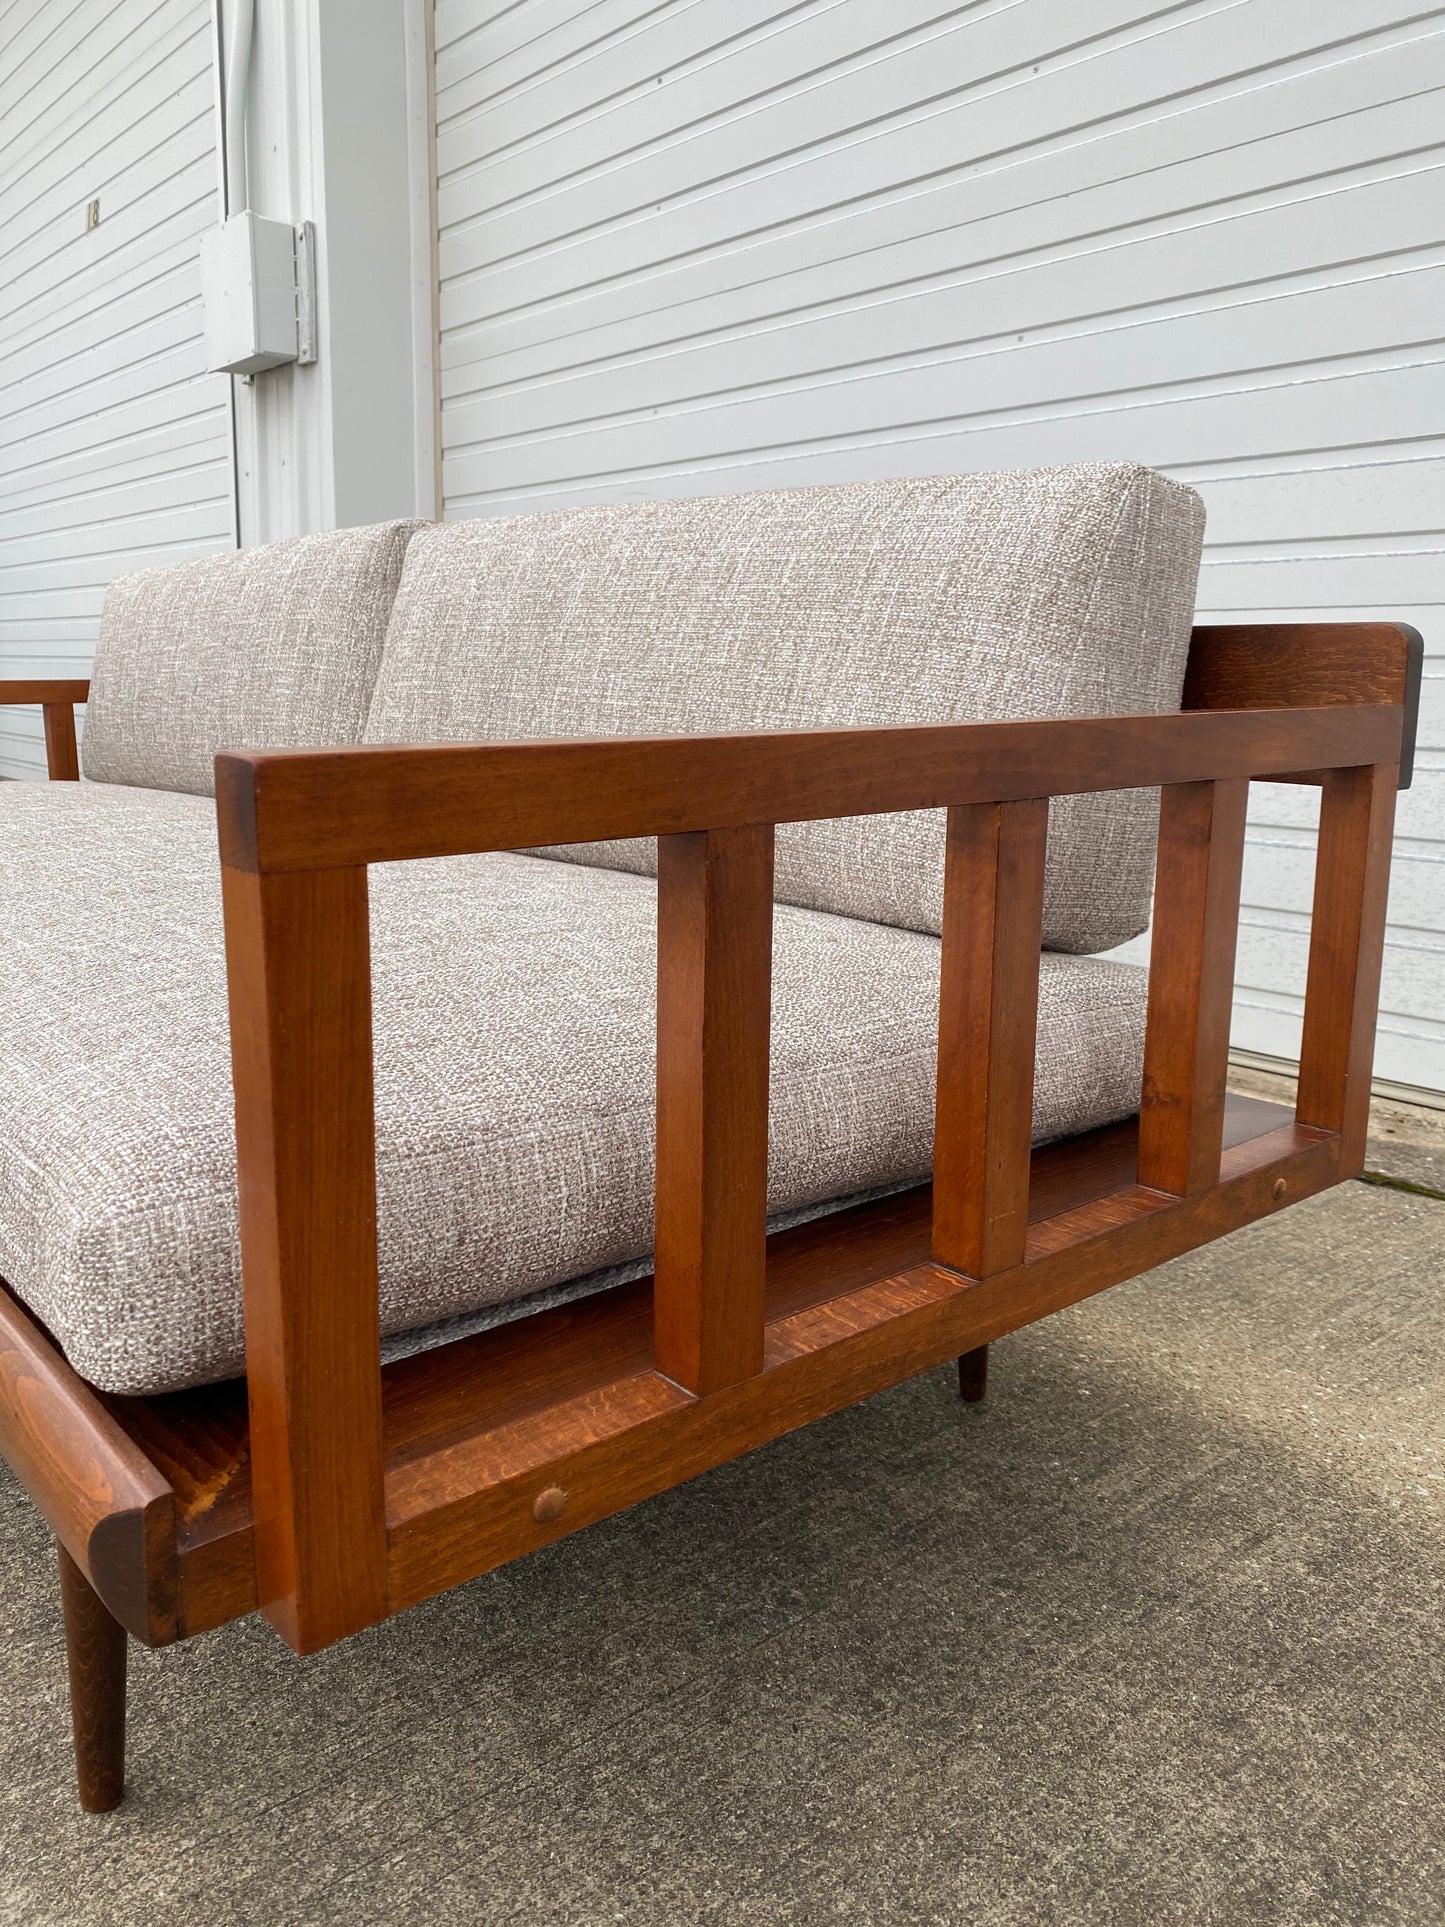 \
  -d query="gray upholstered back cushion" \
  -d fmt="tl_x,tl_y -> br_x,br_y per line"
364,466 -> 1205,951
82,519 -> 421,796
